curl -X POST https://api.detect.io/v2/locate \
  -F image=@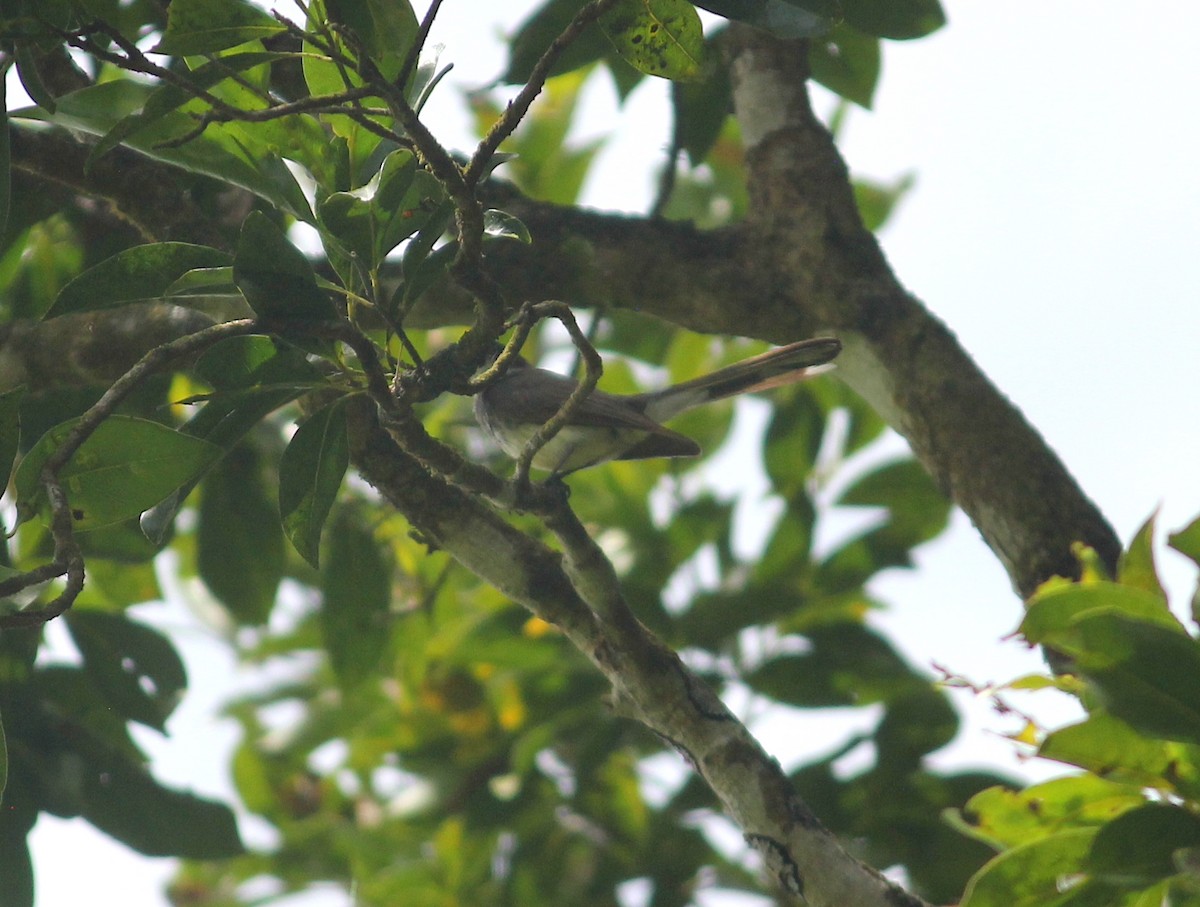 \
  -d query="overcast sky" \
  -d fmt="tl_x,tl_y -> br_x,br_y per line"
26,3 -> 1200,905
